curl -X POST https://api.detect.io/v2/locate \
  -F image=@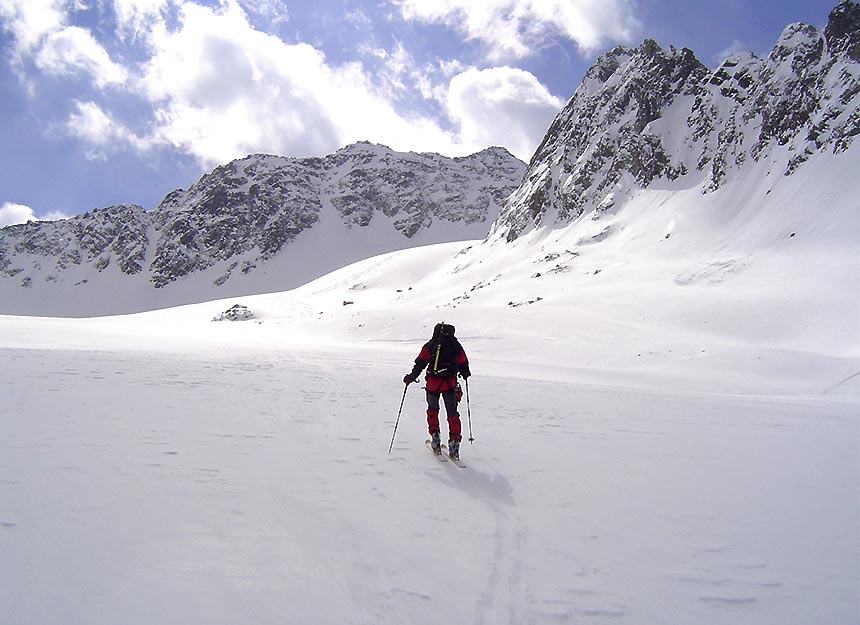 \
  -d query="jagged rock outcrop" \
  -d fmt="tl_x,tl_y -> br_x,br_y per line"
2,204 -> 149,281
493,1 -> 860,241
0,143 -> 525,296
827,0 -> 860,61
